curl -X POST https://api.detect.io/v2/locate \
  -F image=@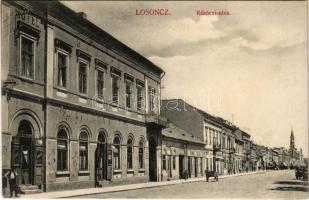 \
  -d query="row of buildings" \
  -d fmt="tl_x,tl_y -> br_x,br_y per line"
1,1 -> 305,195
